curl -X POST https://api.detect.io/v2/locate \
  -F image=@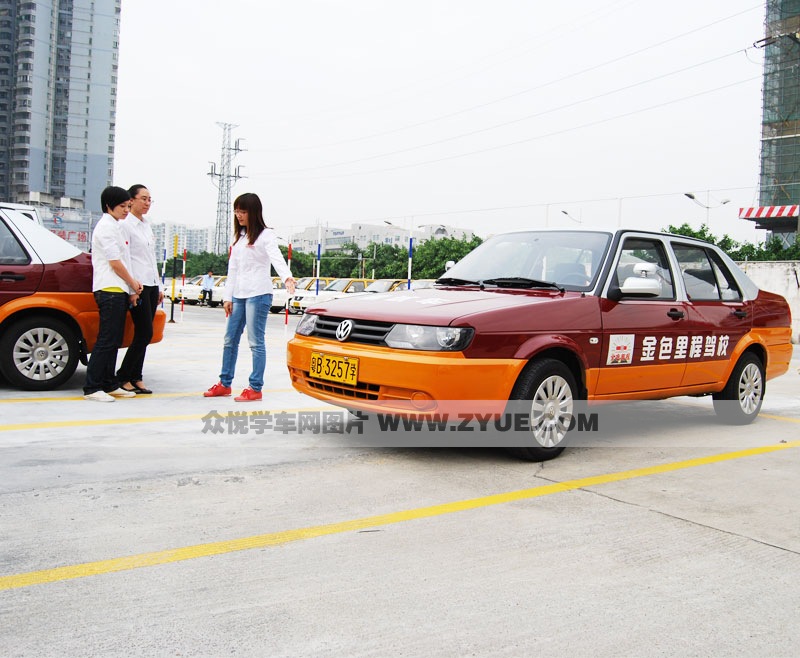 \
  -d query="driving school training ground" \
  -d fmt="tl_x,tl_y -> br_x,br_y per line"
0,305 -> 798,656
